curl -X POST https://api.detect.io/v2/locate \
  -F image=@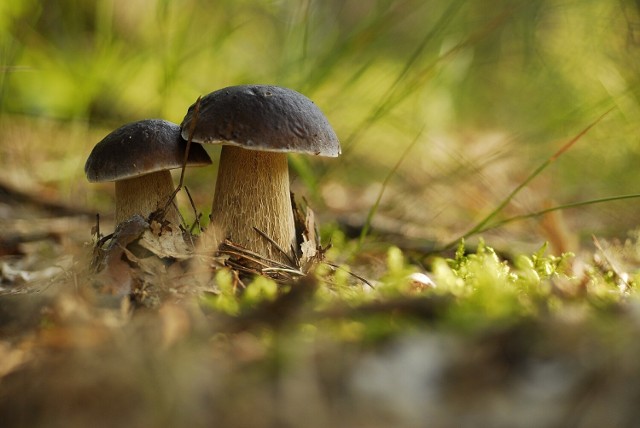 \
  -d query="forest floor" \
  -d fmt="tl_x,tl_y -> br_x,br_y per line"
2,168 -> 640,428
